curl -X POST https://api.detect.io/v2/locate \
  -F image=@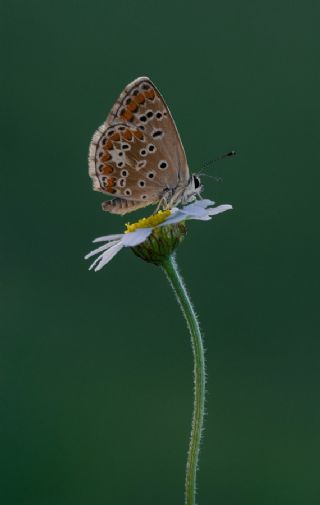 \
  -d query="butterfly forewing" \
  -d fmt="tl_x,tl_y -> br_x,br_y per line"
88,77 -> 190,213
